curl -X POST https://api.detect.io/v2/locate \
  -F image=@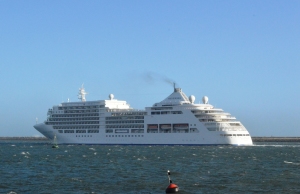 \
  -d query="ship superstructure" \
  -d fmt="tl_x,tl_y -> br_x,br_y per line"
34,85 -> 253,145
